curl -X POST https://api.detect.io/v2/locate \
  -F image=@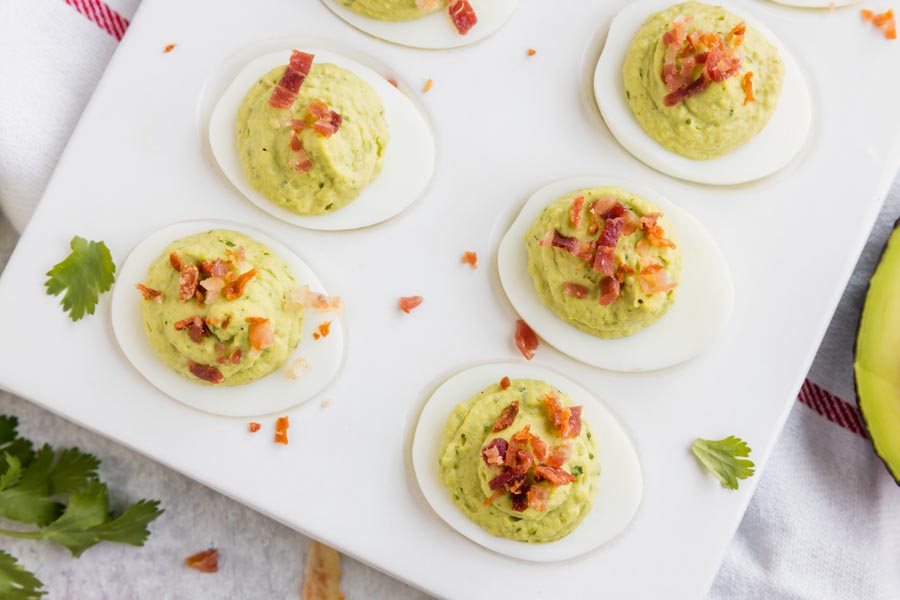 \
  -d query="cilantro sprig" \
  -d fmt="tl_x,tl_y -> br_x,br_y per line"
0,416 -> 163,596
45,236 -> 115,321
691,436 -> 755,490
